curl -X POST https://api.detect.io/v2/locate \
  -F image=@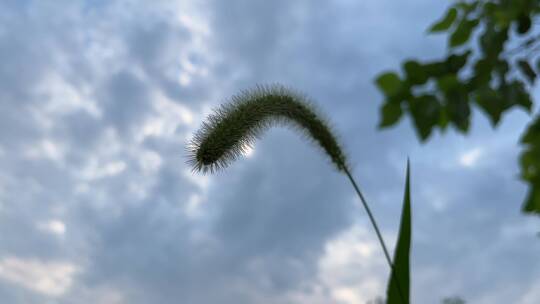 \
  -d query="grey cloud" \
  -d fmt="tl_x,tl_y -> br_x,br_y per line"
98,70 -> 153,133
0,0 -> 539,303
